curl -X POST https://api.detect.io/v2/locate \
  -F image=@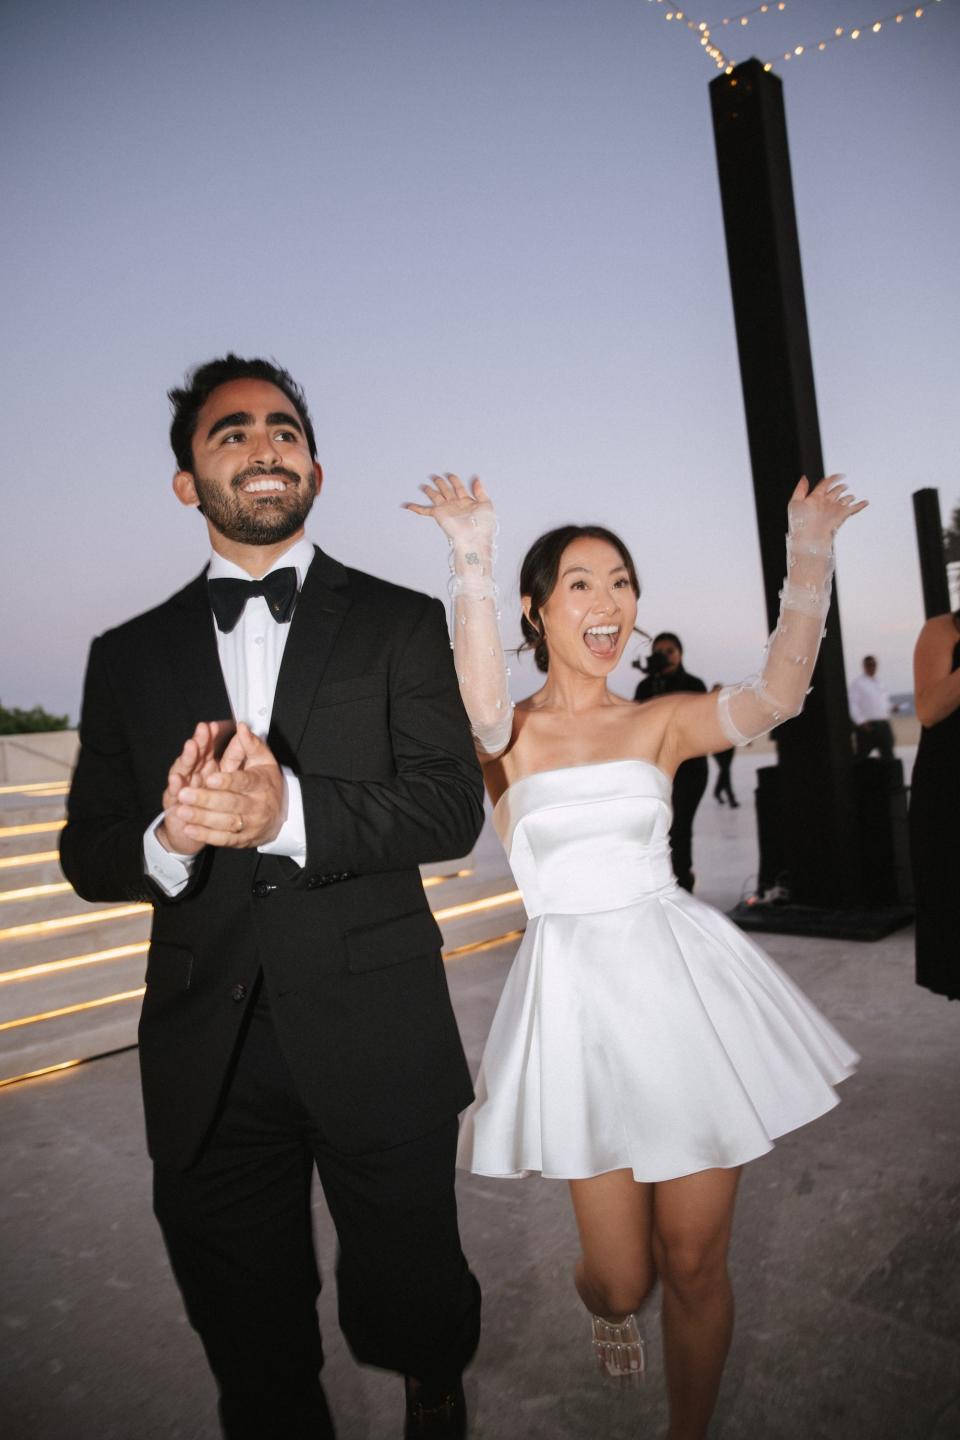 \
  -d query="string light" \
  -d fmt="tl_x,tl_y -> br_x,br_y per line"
647,0 -> 946,73
764,2 -> 942,68
648,0 -> 737,71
